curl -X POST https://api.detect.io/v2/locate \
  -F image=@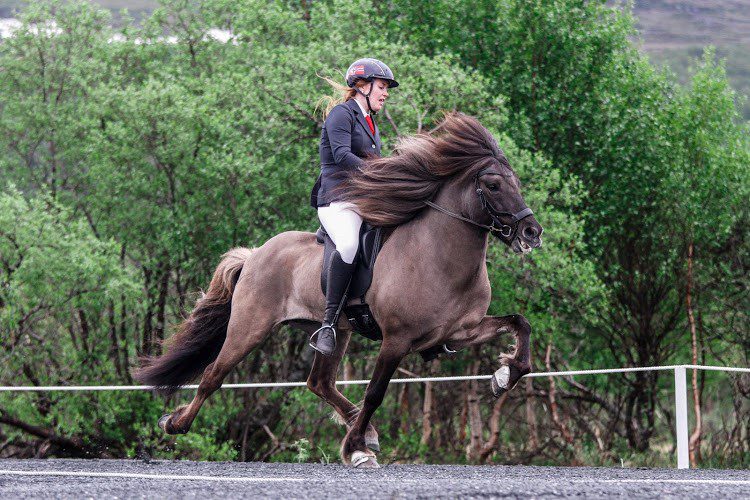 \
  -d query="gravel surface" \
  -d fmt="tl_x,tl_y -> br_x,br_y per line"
1,459 -> 749,498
